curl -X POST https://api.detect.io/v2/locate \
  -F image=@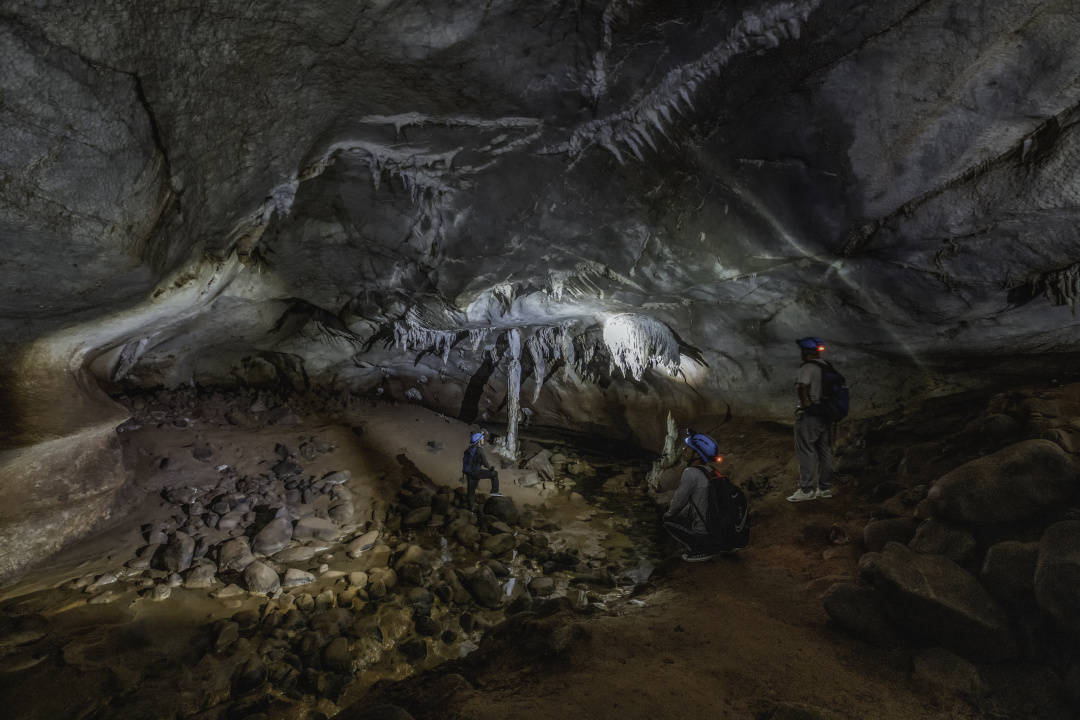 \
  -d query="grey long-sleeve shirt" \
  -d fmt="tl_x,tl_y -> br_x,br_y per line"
663,466 -> 711,534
